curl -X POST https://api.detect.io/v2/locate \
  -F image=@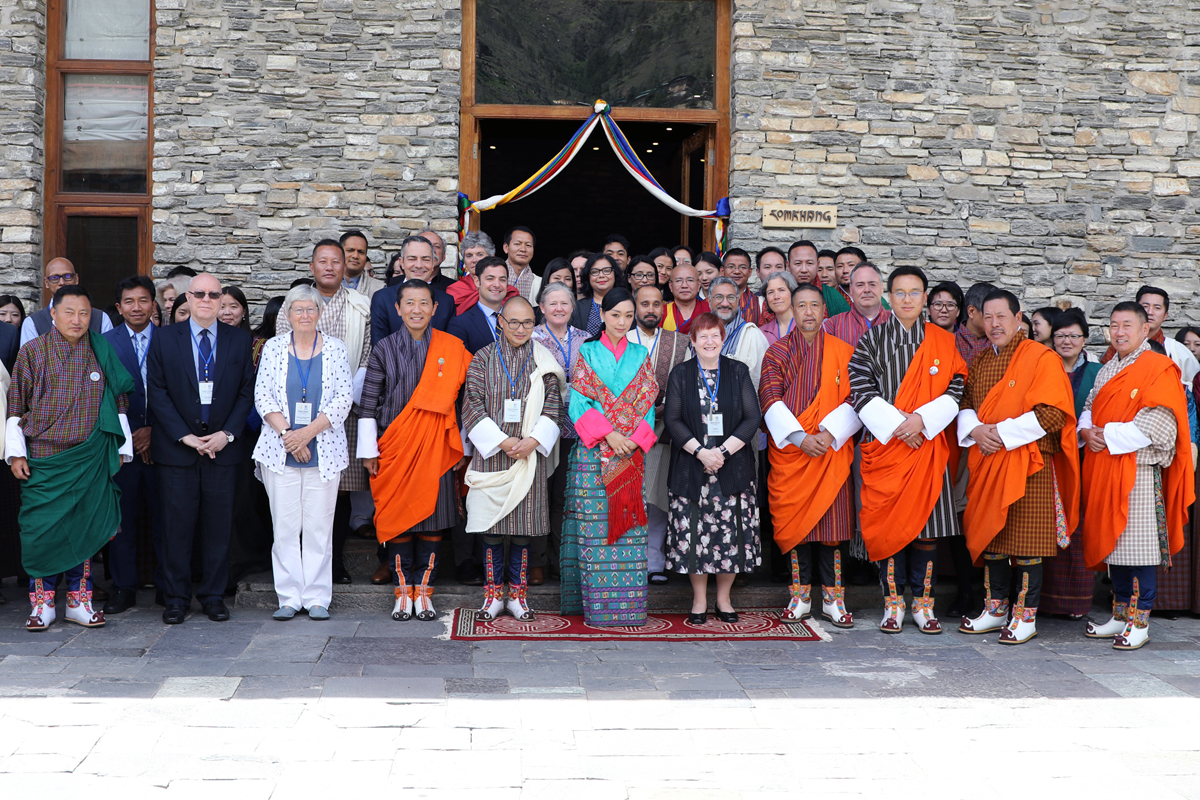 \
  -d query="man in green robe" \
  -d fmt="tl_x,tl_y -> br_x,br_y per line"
6,285 -> 135,631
